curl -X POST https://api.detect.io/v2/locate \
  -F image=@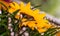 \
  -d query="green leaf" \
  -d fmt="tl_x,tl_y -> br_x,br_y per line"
26,27 -> 41,36
44,27 -> 60,36
0,31 -> 10,36
1,7 -> 7,15
8,9 -> 20,19
12,9 -> 20,16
